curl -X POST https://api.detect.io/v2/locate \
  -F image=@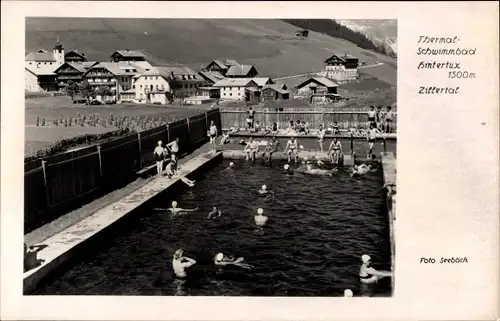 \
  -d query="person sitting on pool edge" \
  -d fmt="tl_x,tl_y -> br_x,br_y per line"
207,206 -> 223,219
244,137 -> 259,162
214,253 -> 254,270
165,162 -> 196,187
261,136 -> 280,164
359,254 -> 392,284
172,249 -> 197,278
219,131 -> 231,145
250,121 -> 261,133
169,201 -> 199,215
